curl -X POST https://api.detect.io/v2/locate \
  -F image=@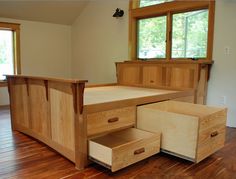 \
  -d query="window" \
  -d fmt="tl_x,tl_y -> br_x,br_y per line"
0,22 -> 21,81
140,0 -> 173,7
0,30 -> 14,80
129,0 -> 215,61
172,10 -> 209,58
138,16 -> 167,59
